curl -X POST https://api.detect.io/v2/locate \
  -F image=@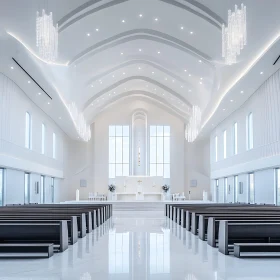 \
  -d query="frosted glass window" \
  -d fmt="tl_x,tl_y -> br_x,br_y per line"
109,126 -> 130,178
215,136 -> 218,162
223,130 -> 227,159
25,112 -> 32,149
52,133 -> 56,159
224,178 -> 228,203
247,113 -> 253,150
233,122 -> 238,155
0,169 -> 3,206
42,124 -> 45,154
150,126 -> 170,178
234,176 -> 238,203
40,176 -> 45,204
24,173 -> 30,204
51,177 -> 55,203
249,173 -> 255,204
